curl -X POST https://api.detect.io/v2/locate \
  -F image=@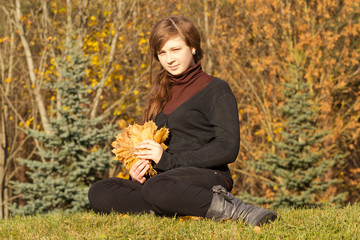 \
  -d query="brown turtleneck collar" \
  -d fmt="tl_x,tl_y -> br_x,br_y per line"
163,62 -> 213,116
